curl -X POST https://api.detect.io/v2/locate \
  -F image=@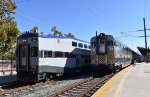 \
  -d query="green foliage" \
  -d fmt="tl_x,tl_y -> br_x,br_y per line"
51,26 -> 59,36
28,26 -> 43,34
0,17 -> 19,52
30,26 -> 39,33
0,0 -> 16,19
50,26 -> 75,38
66,33 -> 75,38
2,50 -> 15,60
48,33 -> 52,36
0,0 -> 19,59
58,31 -> 63,36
